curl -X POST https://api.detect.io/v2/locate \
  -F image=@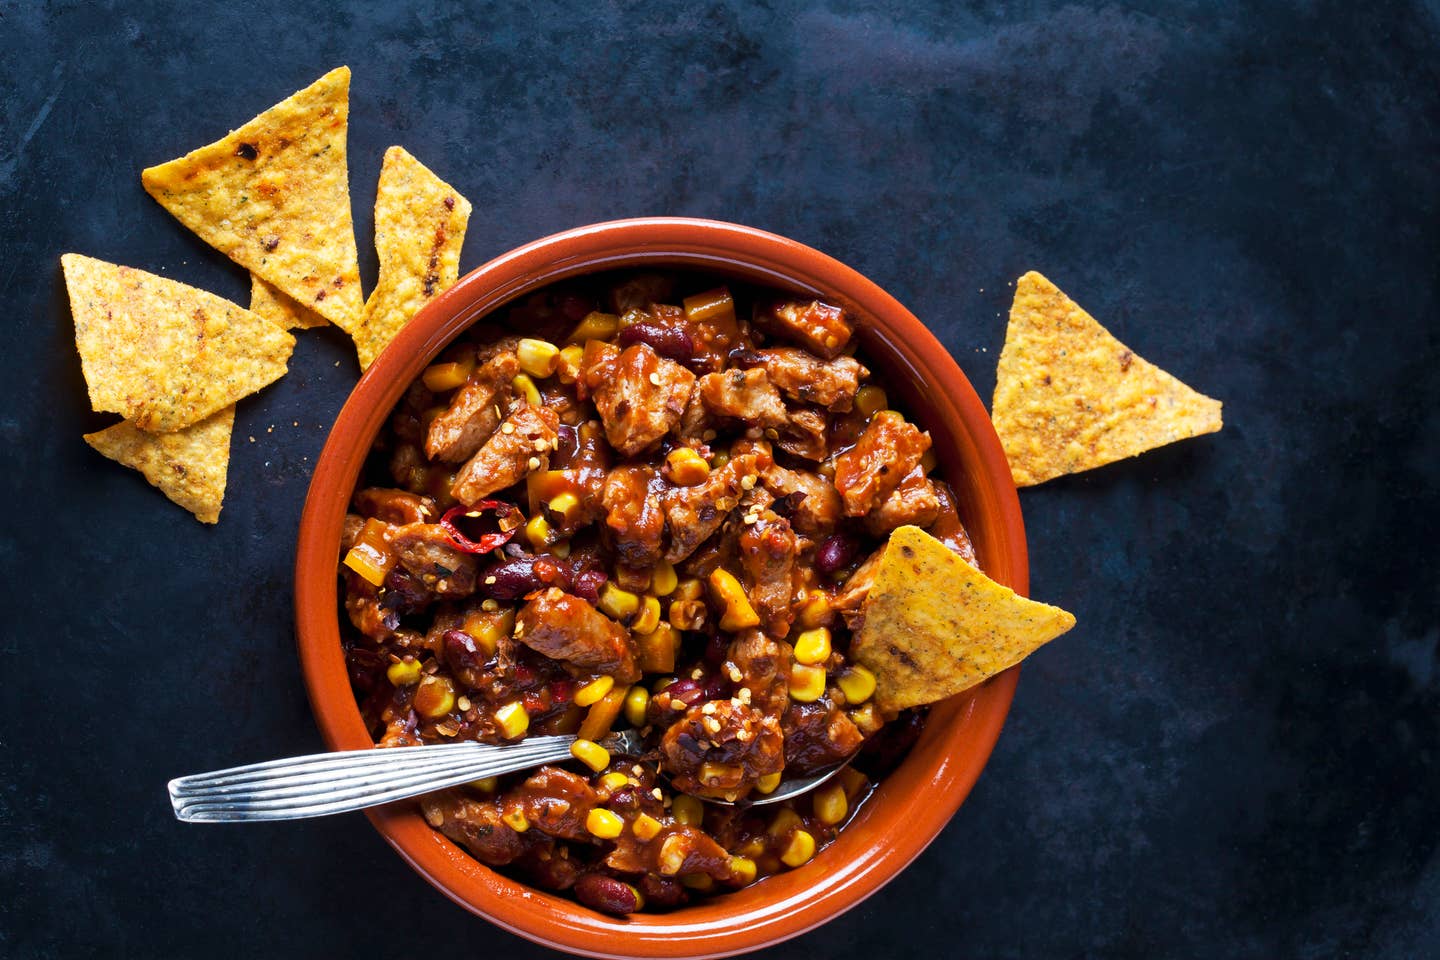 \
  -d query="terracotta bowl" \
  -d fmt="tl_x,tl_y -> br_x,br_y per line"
294,217 -> 1029,958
